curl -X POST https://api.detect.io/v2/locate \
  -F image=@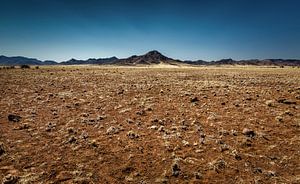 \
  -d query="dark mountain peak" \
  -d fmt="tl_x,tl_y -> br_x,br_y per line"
142,50 -> 169,62
115,50 -> 175,65
69,58 -> 78,62
144,50 -> 167,59
110,56 -> 118,60
146,50 -> 162,55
